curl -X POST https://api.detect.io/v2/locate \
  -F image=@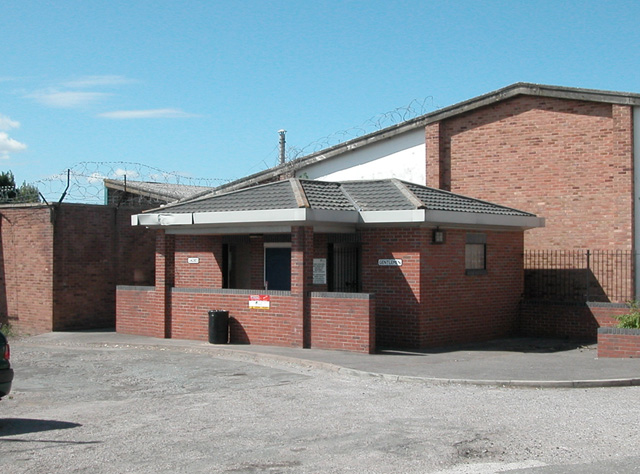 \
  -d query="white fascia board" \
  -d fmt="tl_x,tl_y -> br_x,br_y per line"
359,210 -> 428,224
166,225 -> 294,235
306,209 -> 359,224
193,208 -> 358,226
194,208 -> 306,225
134,208 -> 359,231
359,209 -> 544,229
136,213 -> 193,226
164,223 -> 356,235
